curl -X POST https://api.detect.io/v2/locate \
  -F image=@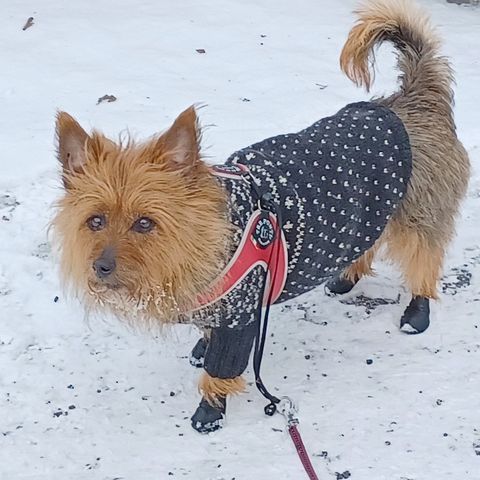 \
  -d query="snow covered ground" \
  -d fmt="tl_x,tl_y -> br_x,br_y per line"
1,1 -> 479,478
